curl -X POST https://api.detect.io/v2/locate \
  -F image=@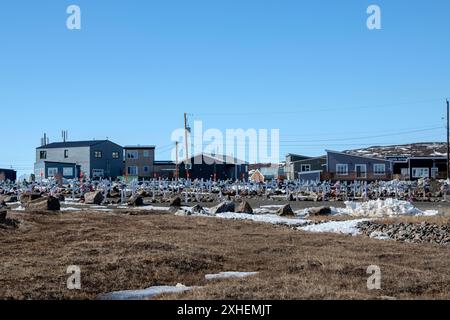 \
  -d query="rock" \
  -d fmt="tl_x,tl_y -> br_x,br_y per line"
0,195 -> 17,203
235,201 -> 253,214
20,192 -> 41,203
174,208 -> 192,216
0,209 -> 6,223
308,206 -> 332,216
277,204 -> 295,217
192,204 -> 205,214
169,197 -> 182,207
84,191 -> 104,205
127,194 -> 144,206
26,196 -> 60,211
210,201 -> 235,214
56,194 -> 65,202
